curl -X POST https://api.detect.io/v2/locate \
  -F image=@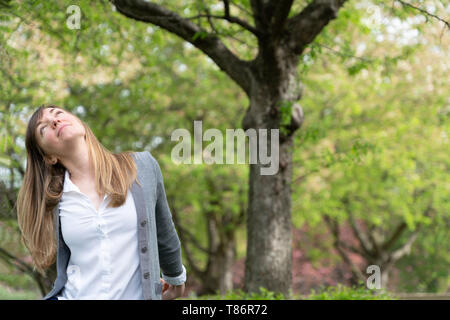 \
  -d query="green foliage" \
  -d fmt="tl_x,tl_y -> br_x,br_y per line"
306,284 -> 395,300
183,284 -> 396,300
184,287 -> 287,300
292,0 -> 449,292
0,284 -> 40,300
192,31 -> 209,41
395,222 -> 450,293
279,100 -> 293,136
0,273 -> 36,291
